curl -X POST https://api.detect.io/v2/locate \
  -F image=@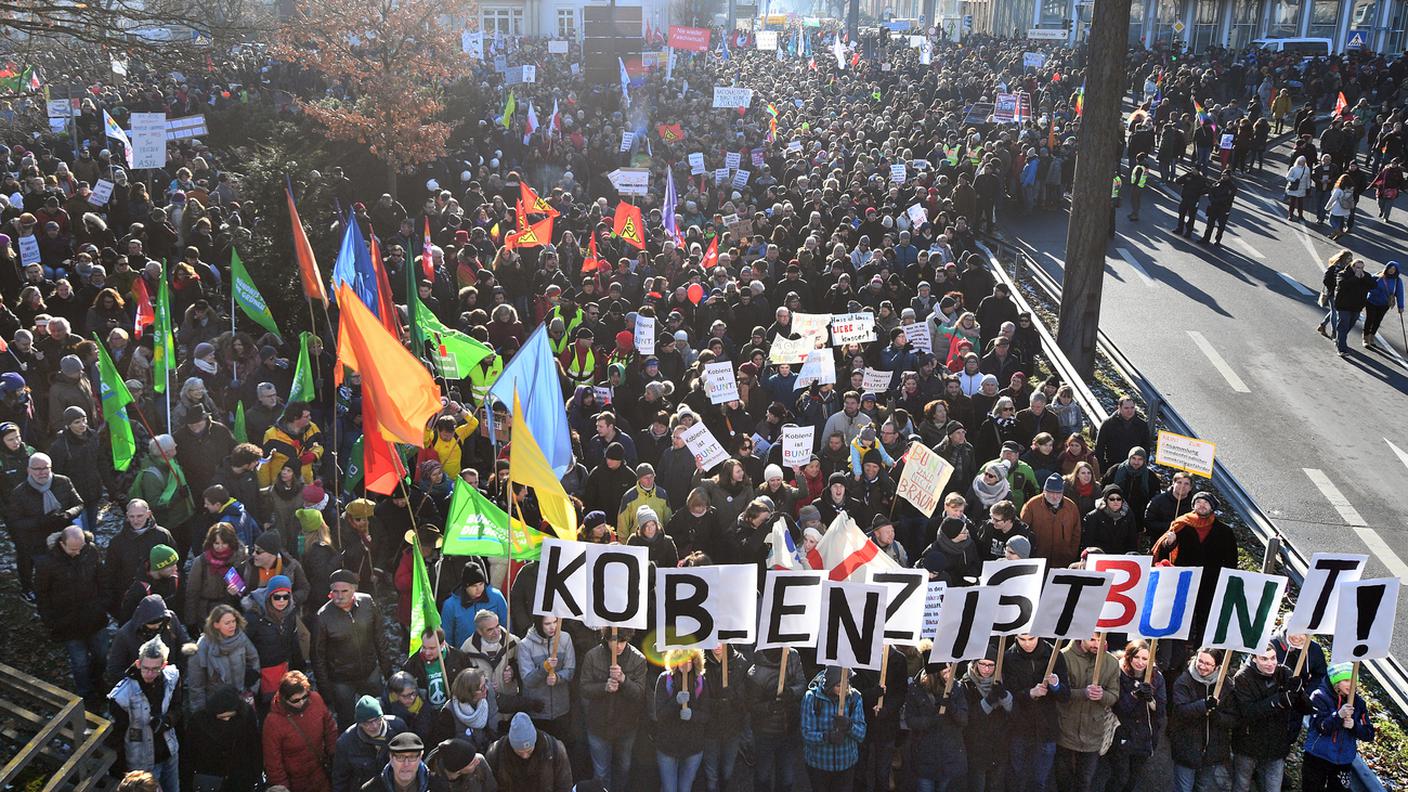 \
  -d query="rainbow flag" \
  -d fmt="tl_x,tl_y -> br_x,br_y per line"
1074,85 -> 1084,117
1195,100 -> 1216,132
